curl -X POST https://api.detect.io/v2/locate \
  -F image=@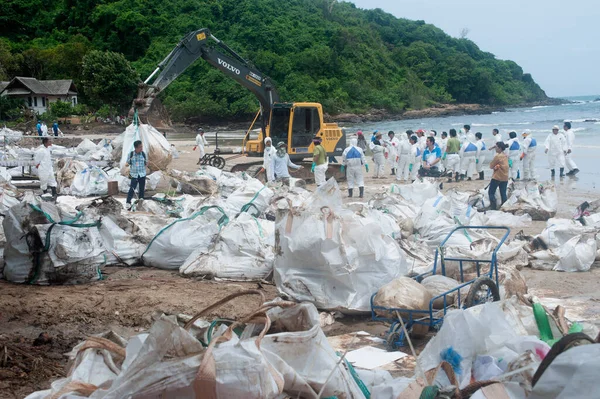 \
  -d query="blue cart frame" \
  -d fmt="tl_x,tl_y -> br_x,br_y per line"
371,226 -> 510,350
